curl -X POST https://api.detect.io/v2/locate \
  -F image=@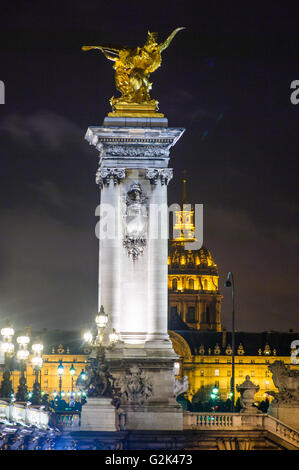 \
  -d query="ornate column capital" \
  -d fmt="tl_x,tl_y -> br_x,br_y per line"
96,168 -> 126,188
145,168 -> 173,186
